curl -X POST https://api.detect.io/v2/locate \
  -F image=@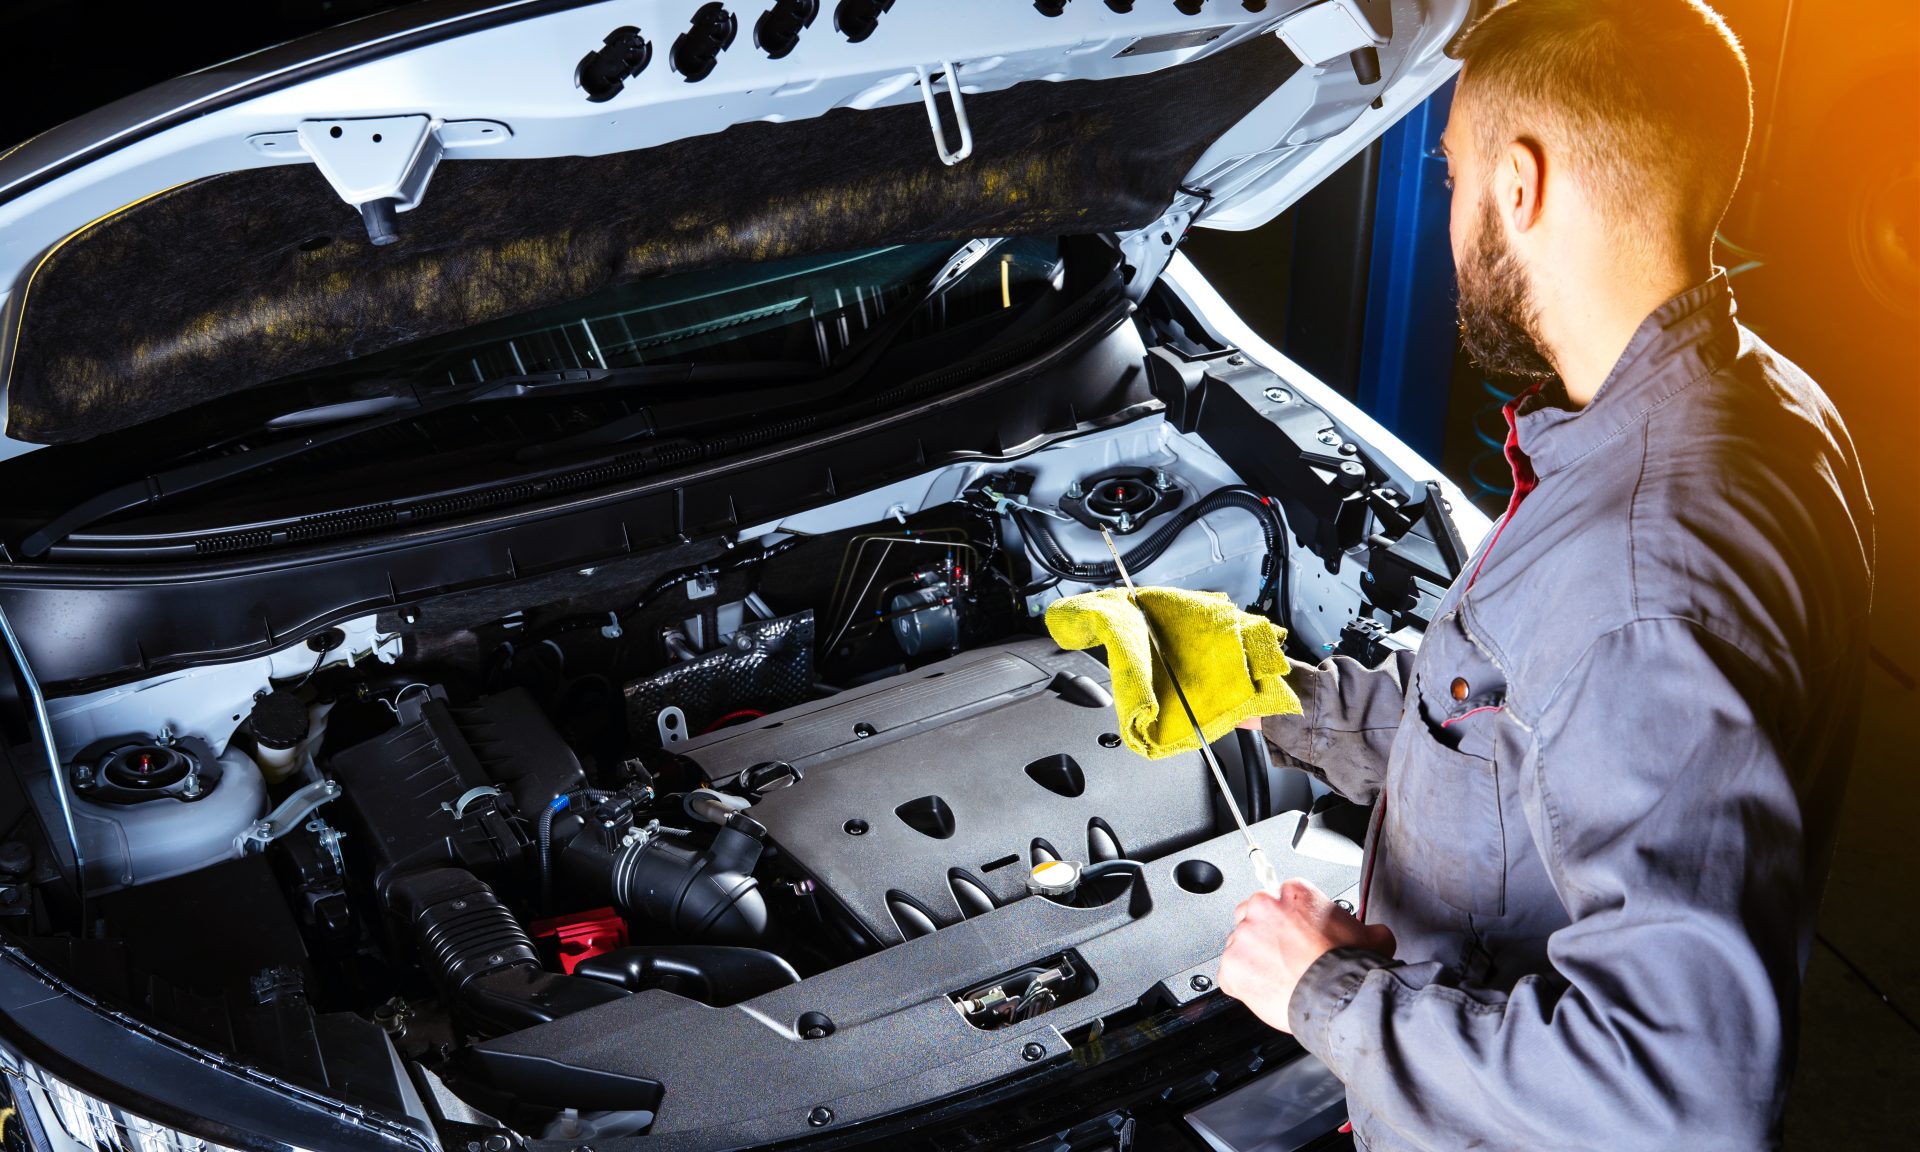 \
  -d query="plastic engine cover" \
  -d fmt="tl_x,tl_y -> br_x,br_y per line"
679,640 -> 1218,945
